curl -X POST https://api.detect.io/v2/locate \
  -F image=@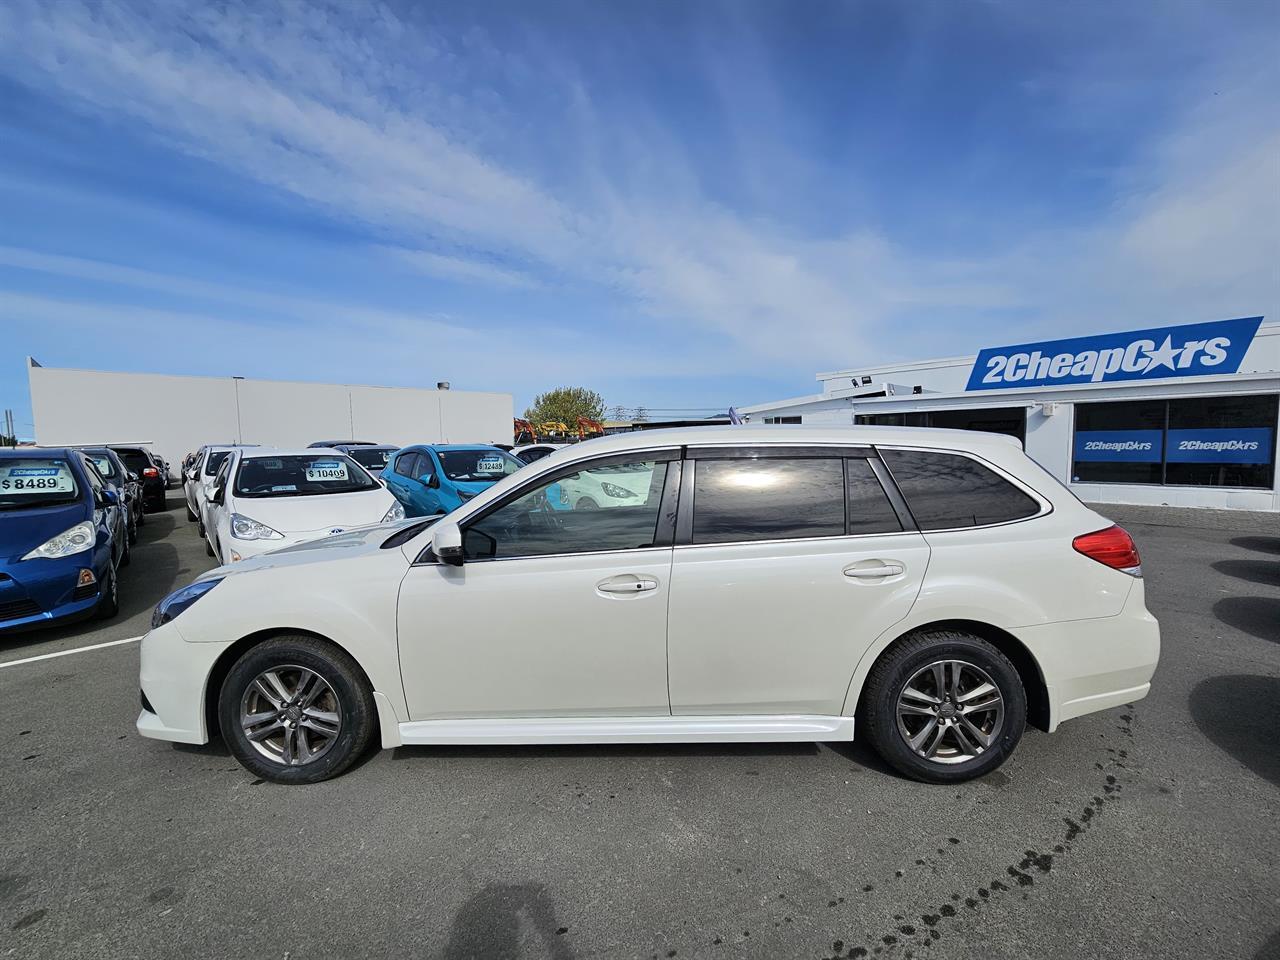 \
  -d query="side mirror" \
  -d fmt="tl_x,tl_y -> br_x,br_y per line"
431,521 -> 464,565
128,471 -> 140,483
101,489 -> 119,506
420,473 -> 440,489
210,485 -> 225,506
